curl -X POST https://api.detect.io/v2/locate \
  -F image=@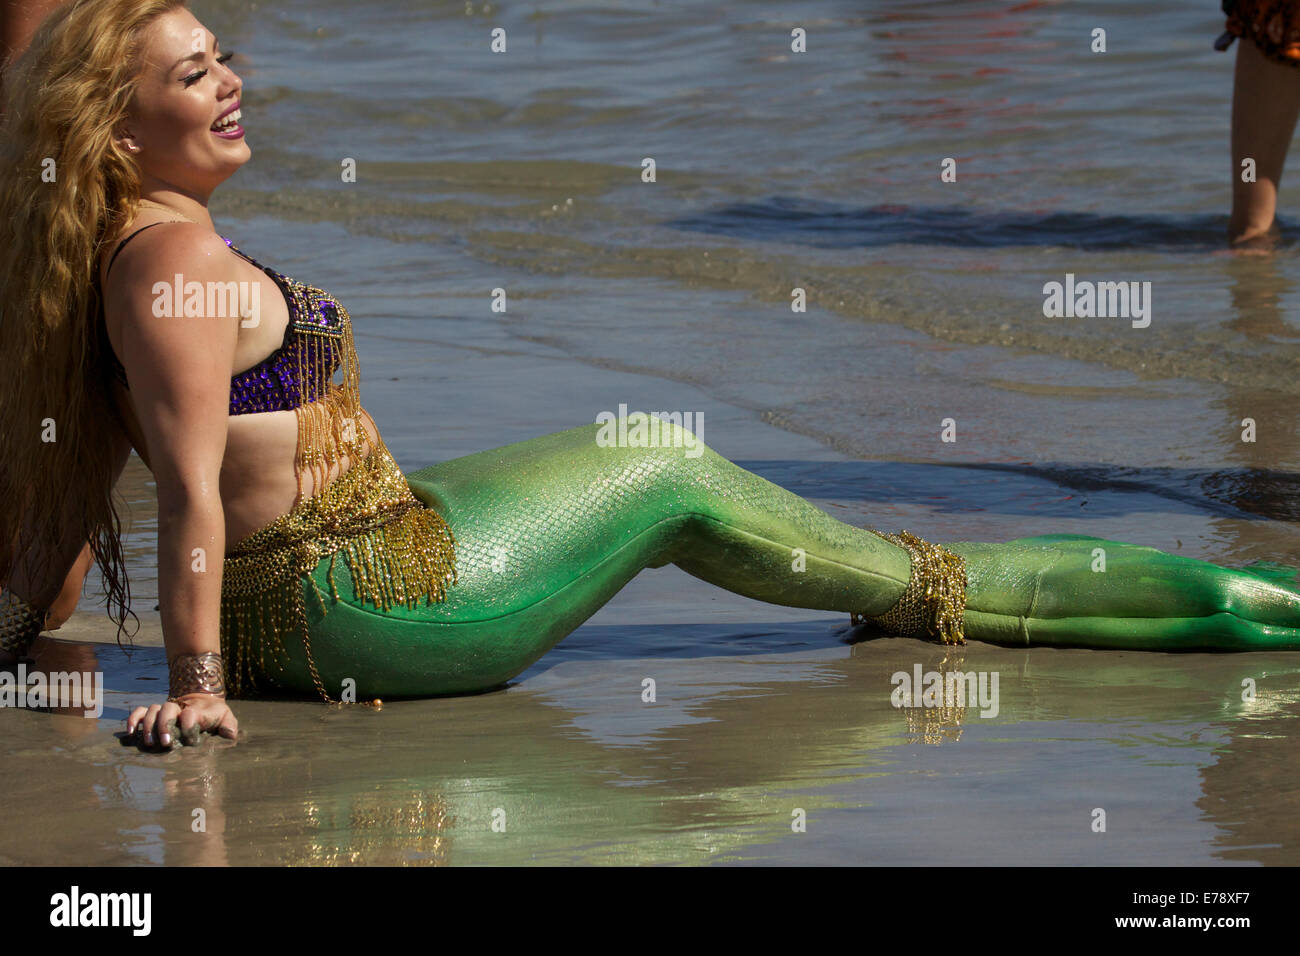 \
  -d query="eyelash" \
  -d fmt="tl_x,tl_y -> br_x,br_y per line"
182,51 -> 235,87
